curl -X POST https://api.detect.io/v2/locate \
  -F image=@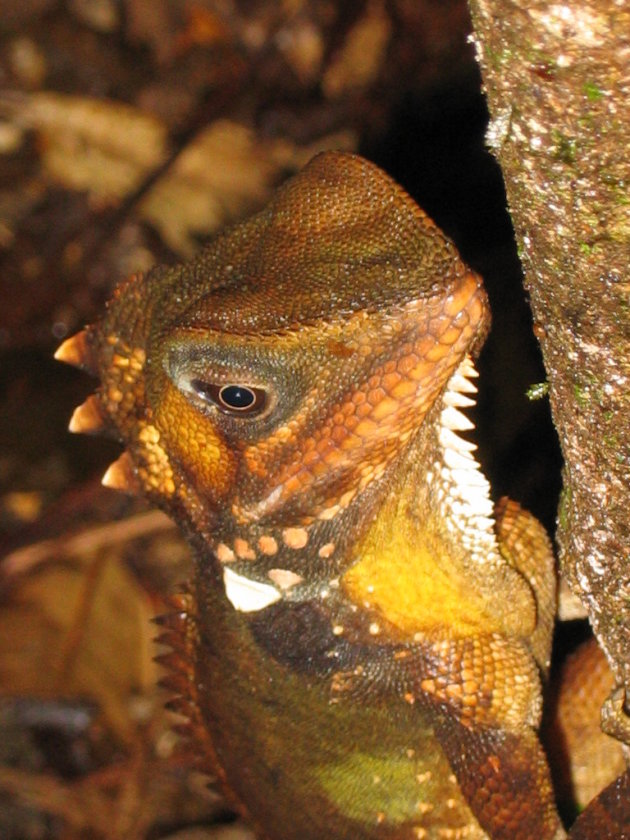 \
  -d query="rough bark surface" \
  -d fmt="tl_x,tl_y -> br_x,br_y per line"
468,0 -> 630,746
